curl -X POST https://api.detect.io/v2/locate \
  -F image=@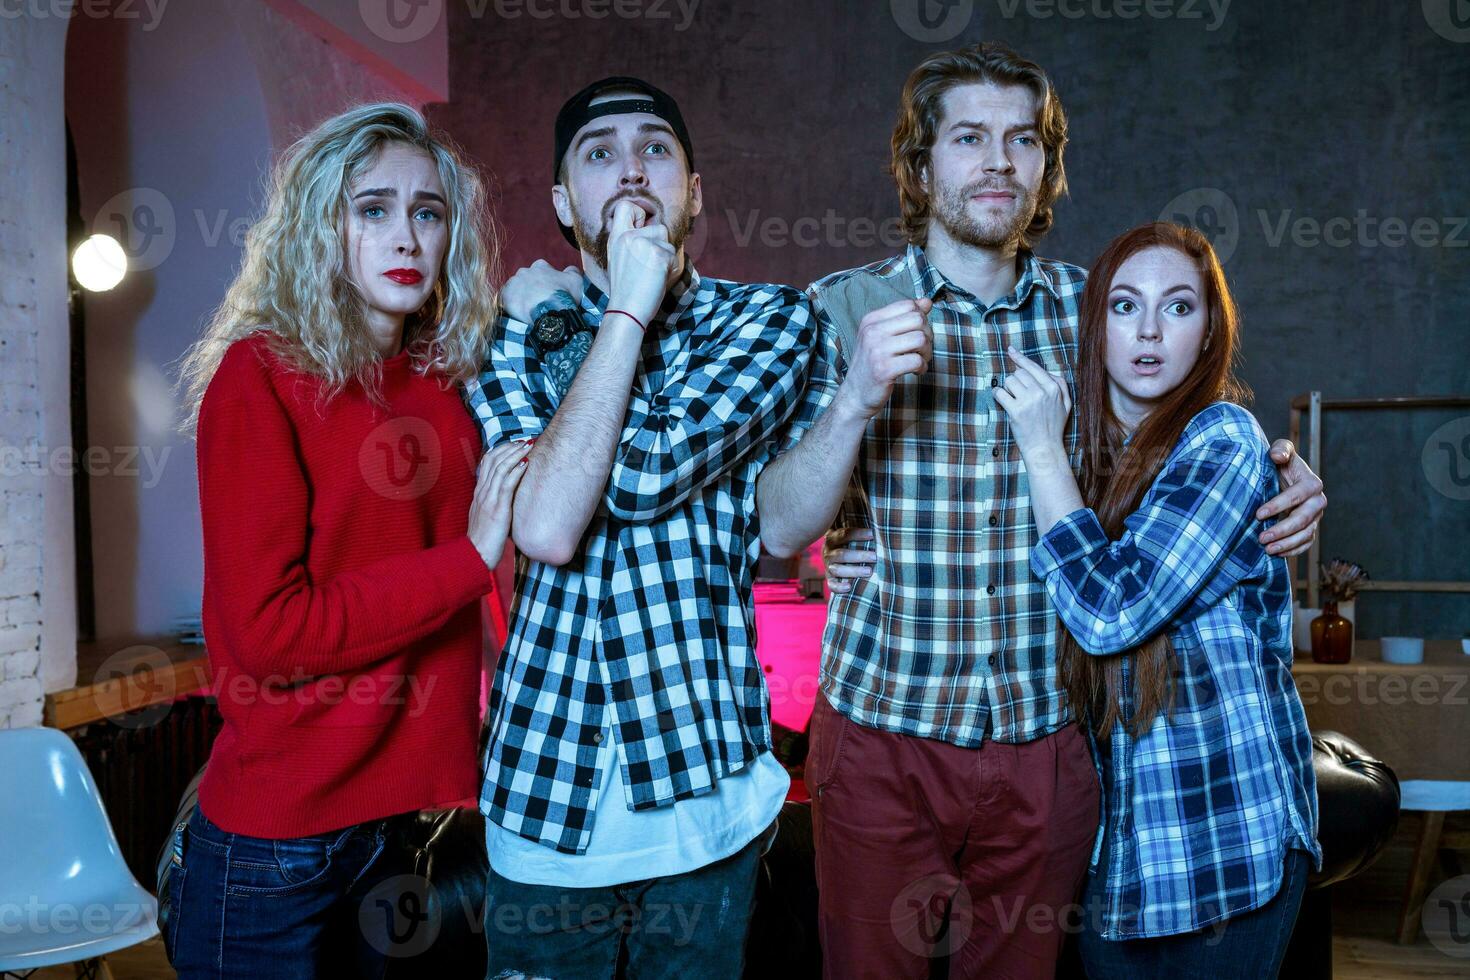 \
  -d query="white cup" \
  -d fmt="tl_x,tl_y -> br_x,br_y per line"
1381,636 -> 1425,665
